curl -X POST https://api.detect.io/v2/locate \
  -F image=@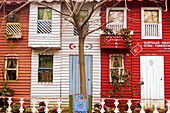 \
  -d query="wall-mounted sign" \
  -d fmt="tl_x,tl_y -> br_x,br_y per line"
130,44 -> 143,56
